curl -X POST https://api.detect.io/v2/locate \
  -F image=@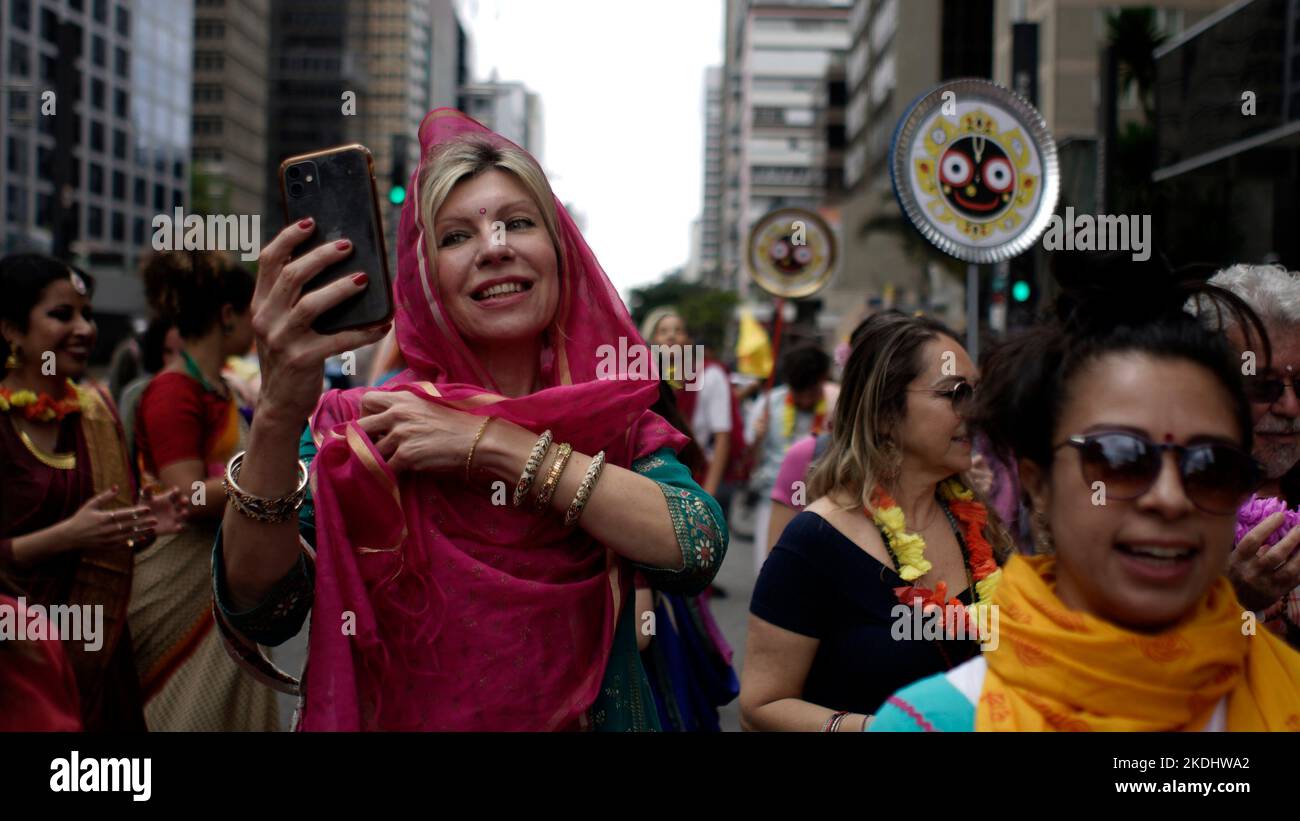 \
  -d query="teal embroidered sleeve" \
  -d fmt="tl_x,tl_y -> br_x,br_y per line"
210,427 -> 318,646
630,447 -> 728,596
869,674 -> 975,732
